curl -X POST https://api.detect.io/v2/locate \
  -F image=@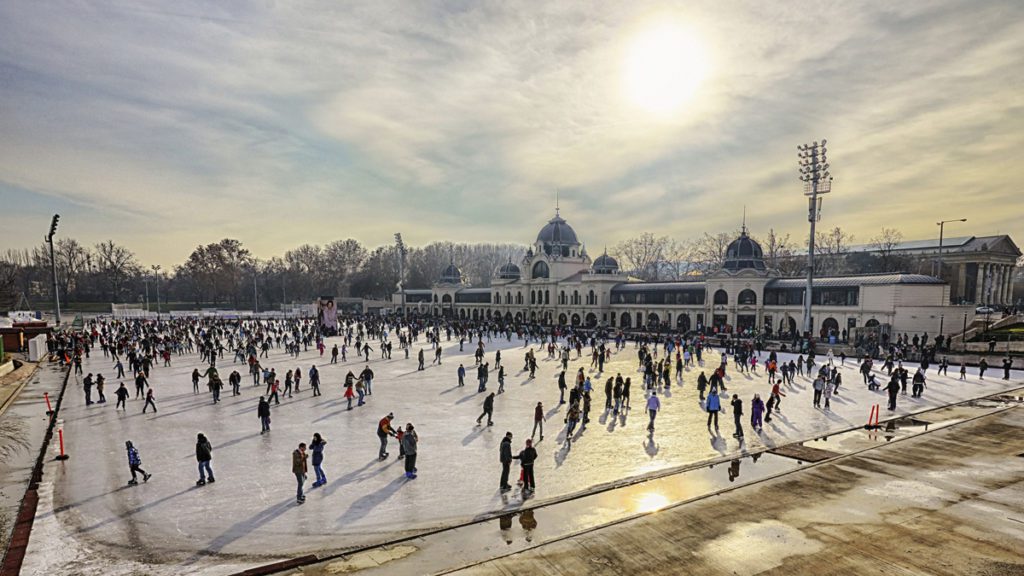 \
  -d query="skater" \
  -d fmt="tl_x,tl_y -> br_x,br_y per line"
750,394 -> 764,432
979,358 -> 988,379
499,431 -> 513,491
115,382 -> 130,411
402,423 -> 418,479
532,401 -> 545,440
195,433 -> 214,485
457,364 -> 466,387
258,396 -> 271,433
418,348 -> 425,371
310,433 -> 327,487
1003,357 -> 1013,380
377,413 -> 396,460
959,362 -> 967,380
293,442 -> 307,503
125,441 -> 151,485
885,374 -> 900,411
96,374 -> 106,403
812,376 -> 824,408
512,438 -> 537,493
477,392 -> 495,426
912,368 -> 926,398
646,391 -> 660,432
142,388 -> 157,413
731,394 -> 744,438
310,365 -> 321,396
360,365 -> 374,396
706,388 -> 721,430
83,373 -> 94,405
